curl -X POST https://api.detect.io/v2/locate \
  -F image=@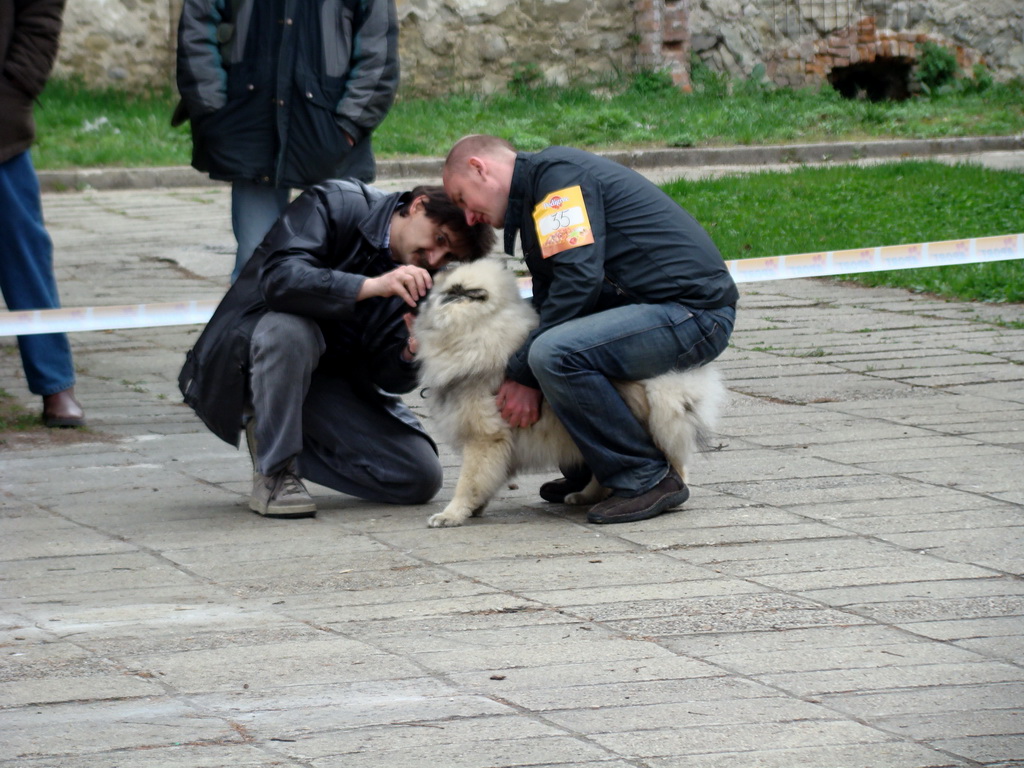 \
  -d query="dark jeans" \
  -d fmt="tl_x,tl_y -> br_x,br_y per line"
249,312 -> 442,504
